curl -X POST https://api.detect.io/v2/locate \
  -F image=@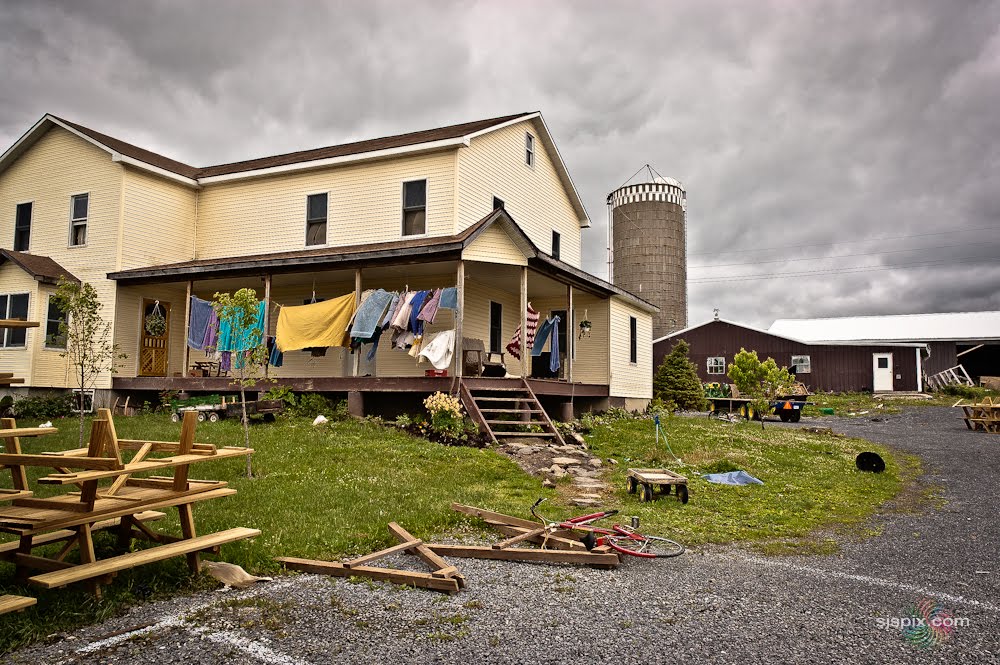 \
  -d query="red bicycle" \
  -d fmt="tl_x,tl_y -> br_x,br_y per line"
530,498 -> 684,559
